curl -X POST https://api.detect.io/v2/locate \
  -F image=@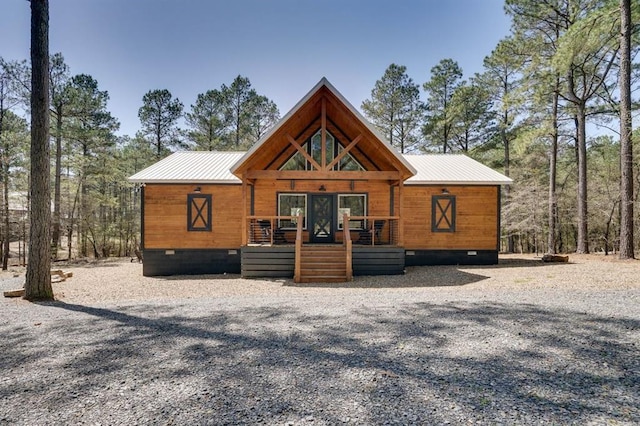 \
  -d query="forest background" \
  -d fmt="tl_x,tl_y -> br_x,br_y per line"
1,0 -> 639,270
